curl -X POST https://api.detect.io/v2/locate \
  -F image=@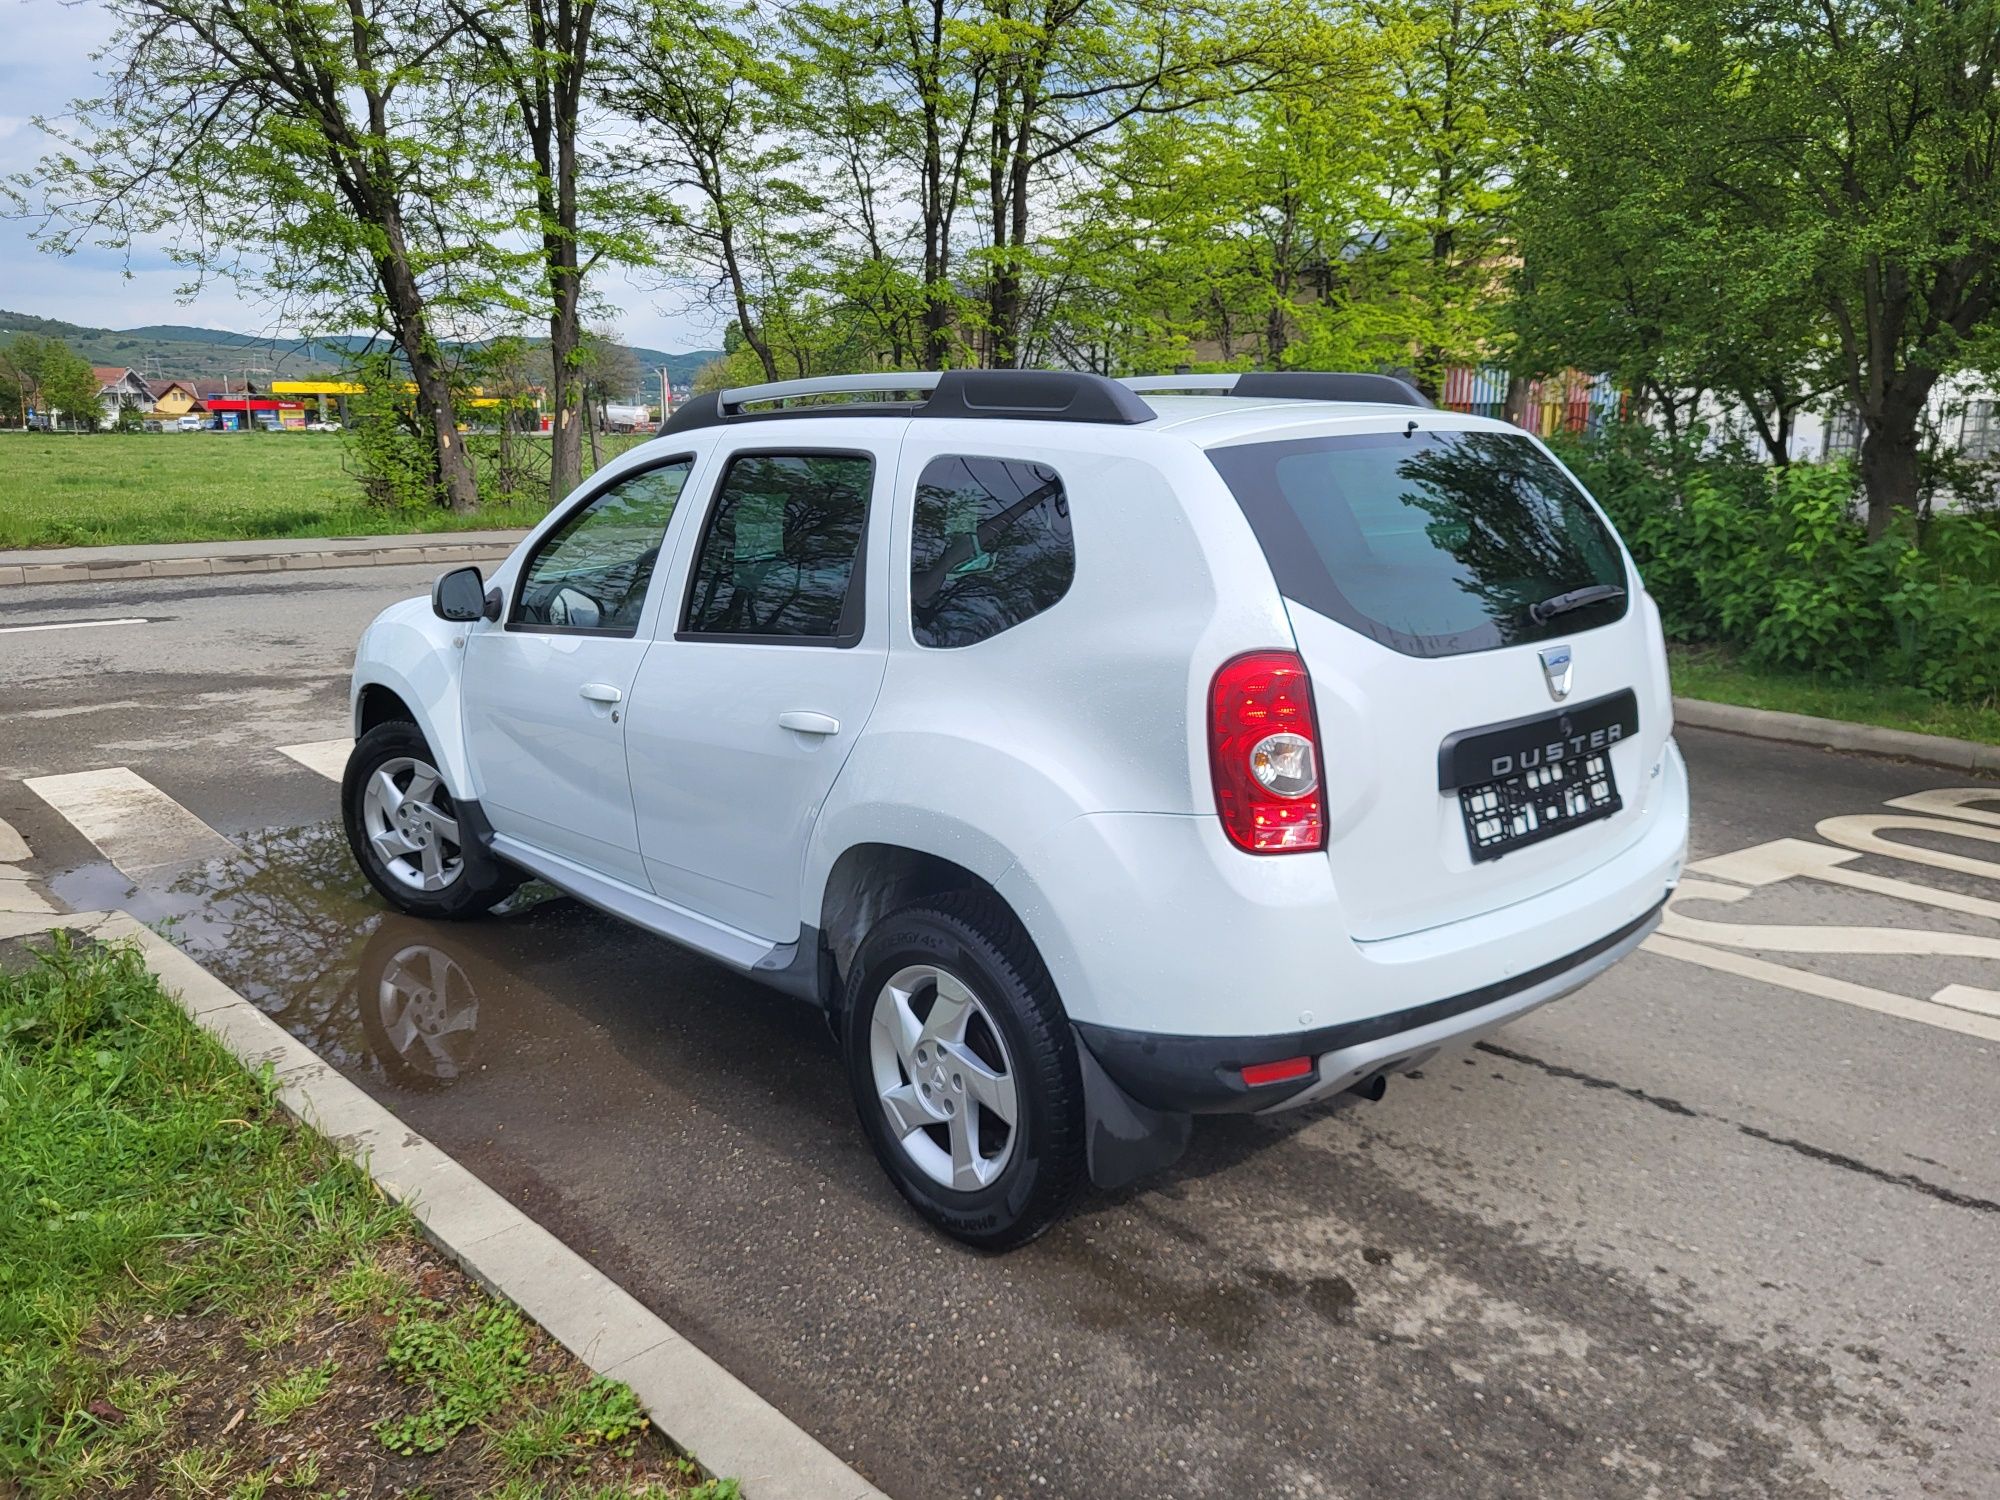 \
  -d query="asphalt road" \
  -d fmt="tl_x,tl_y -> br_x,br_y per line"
4,567 -> 1997,1499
